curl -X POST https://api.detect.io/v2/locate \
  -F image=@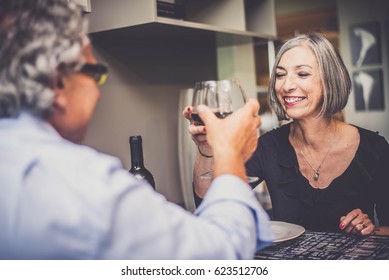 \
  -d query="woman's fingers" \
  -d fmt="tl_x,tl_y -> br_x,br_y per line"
188,124 -> 206,136
339,209 -> 374,235
185,106 -> 209,147
182,106 -> 193,120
